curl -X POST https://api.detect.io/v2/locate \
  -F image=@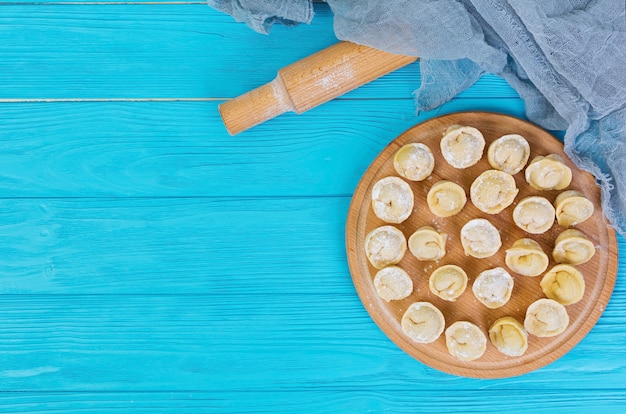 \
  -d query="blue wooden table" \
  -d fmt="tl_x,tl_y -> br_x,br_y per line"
1,2 -> 625,412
